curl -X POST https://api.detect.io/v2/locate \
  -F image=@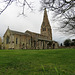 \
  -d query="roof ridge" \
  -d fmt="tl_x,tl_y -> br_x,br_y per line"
10,29 -> 25,34
25,30 -> 48,37
9,29 -> 30,36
